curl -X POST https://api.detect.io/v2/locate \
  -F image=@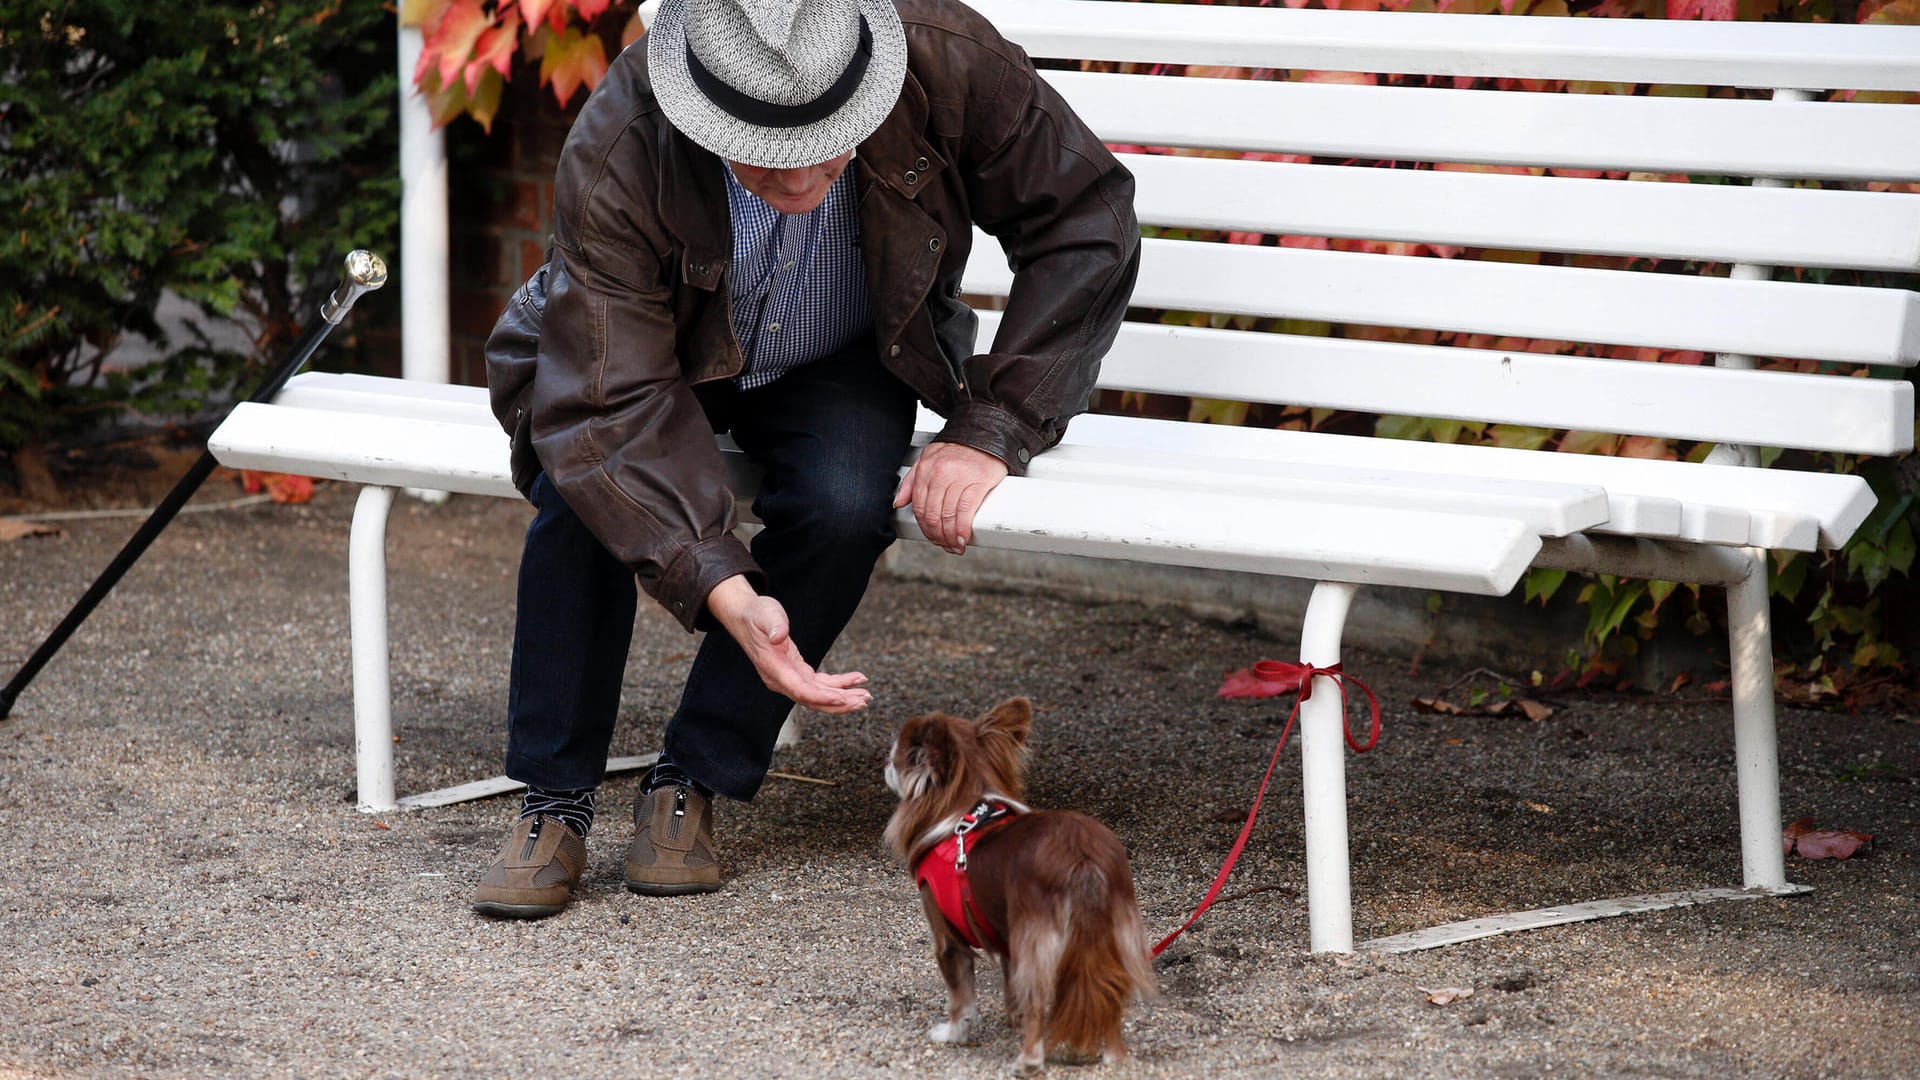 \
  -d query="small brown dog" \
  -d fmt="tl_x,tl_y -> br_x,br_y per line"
884,698 -> 1155,1073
